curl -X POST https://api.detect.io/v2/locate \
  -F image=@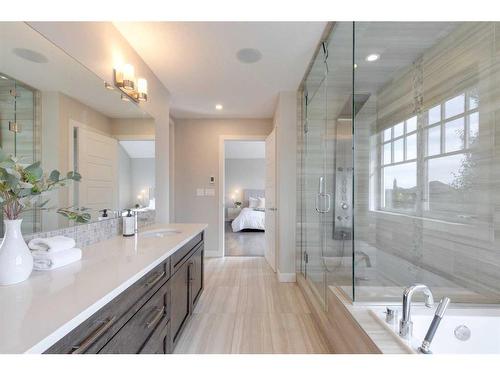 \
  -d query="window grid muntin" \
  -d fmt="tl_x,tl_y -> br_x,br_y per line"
377,90 -> 479,217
